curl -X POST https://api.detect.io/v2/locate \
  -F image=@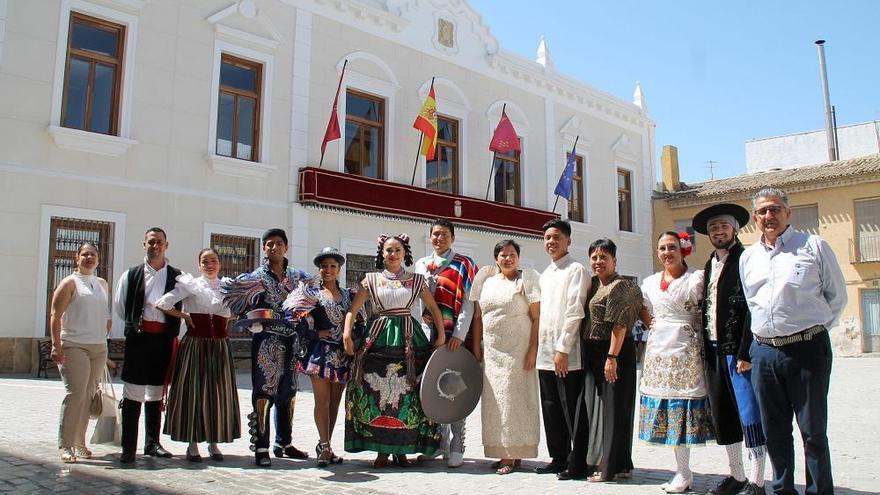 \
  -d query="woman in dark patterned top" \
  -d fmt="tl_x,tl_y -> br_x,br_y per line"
582,238 -> 642,483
